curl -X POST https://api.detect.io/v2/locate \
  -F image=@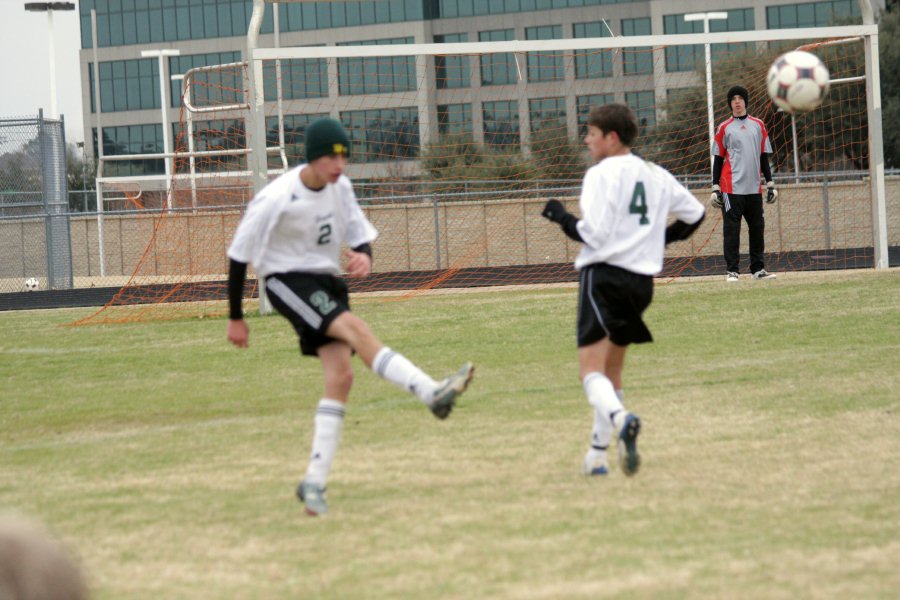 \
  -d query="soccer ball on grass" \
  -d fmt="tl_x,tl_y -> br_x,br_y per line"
24,277 -> 39,291
766,50 -> 830,113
